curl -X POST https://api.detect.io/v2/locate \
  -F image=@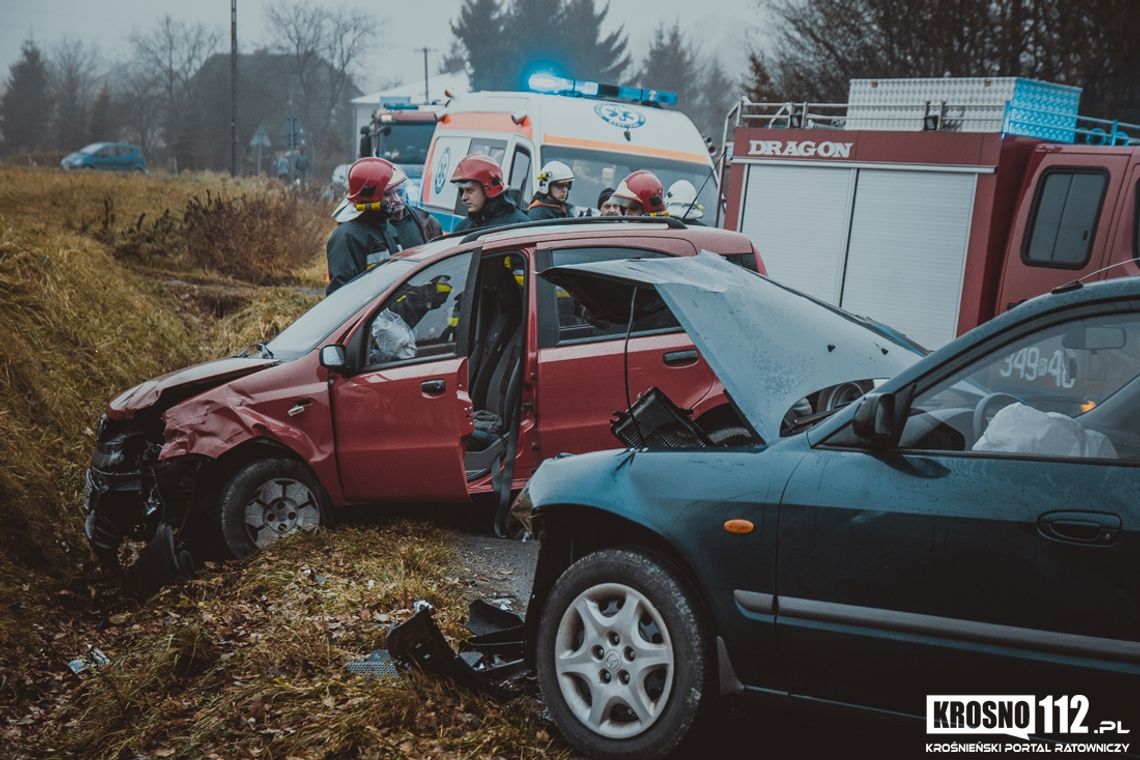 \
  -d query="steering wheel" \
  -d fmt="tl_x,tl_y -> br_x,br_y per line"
972,392 -> 1022,441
